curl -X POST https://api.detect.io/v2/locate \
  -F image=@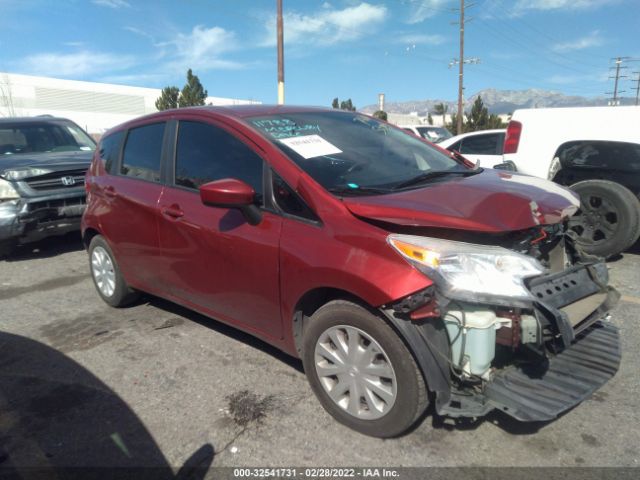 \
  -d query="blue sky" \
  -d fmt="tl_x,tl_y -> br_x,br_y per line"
1,0 -> 638,108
